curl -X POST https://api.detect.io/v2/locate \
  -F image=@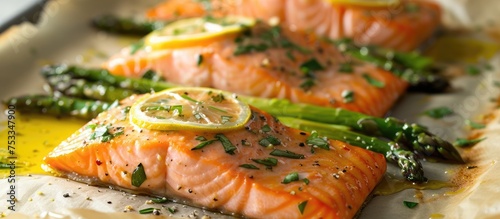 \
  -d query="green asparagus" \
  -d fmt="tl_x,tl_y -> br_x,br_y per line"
92,15 -> 165,35
41,65 -> 462,163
